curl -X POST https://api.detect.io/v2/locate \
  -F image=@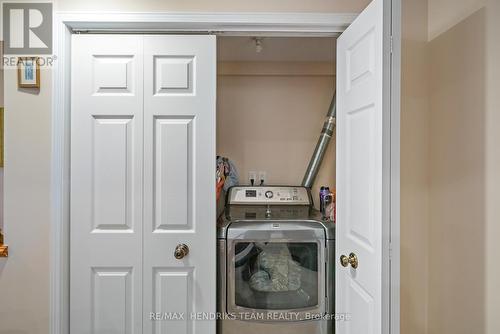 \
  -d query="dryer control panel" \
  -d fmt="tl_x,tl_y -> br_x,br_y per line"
227,186 -> 311,205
